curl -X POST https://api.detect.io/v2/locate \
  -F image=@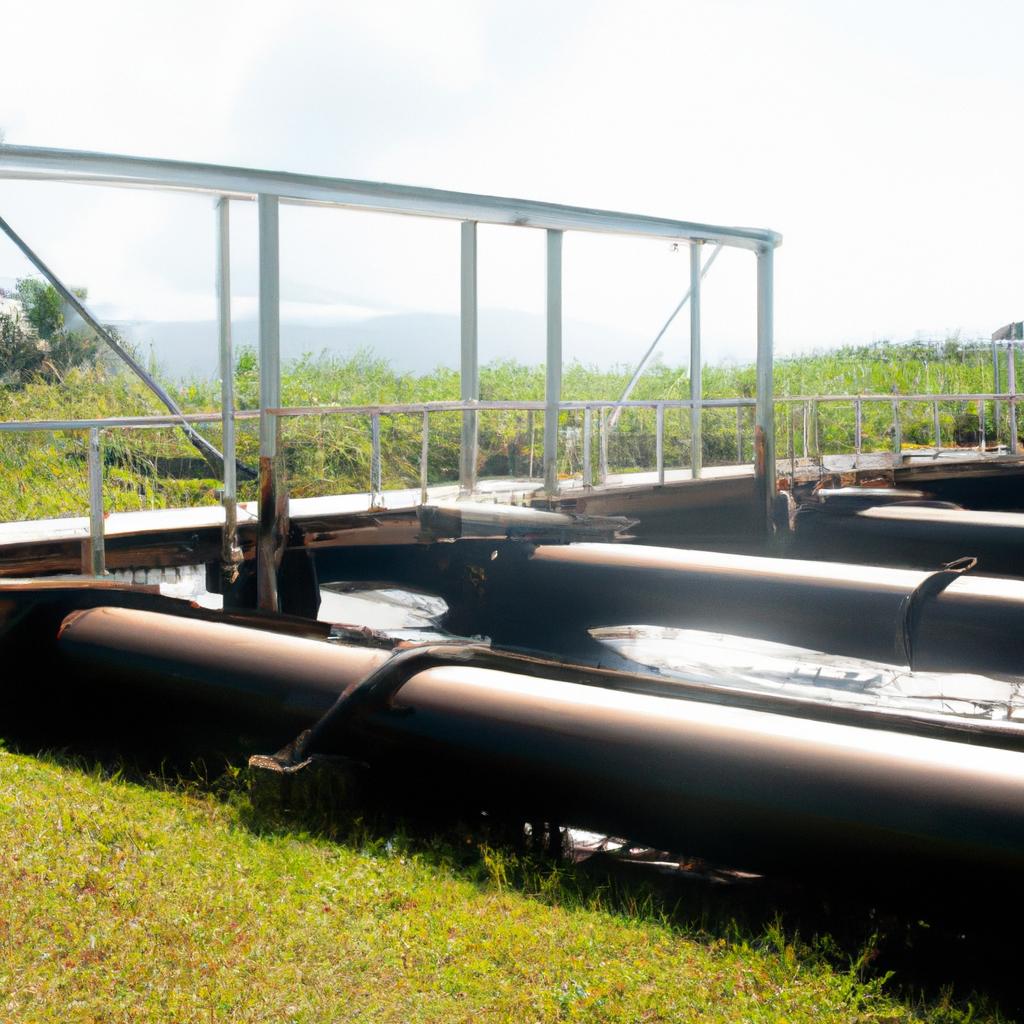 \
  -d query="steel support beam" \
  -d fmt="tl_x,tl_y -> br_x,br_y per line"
544,230 -> 563,496
755,245 -> 776,532
0,145 -> 782,252
84,427 -> 105,577
1009,342 -> 1019,455
257,194 -> 284,612
689,241 -> 703,479
216,198 -> 241,587
459,221 -> 479,495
